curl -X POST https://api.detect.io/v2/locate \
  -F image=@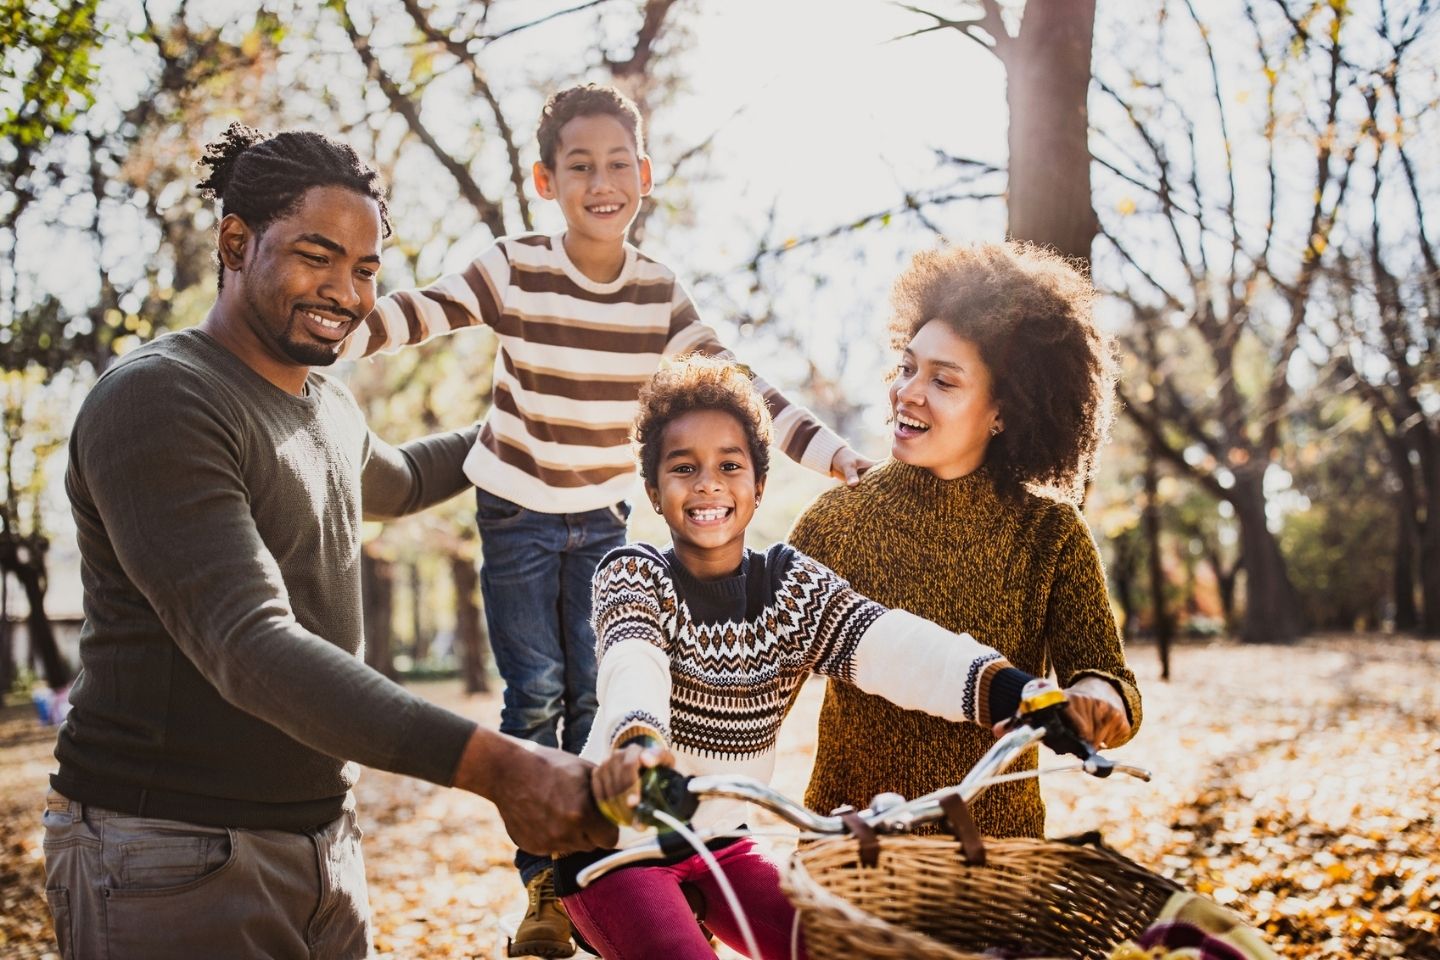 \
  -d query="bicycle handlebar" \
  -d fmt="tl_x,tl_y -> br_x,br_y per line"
577,679 -> 1150,888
